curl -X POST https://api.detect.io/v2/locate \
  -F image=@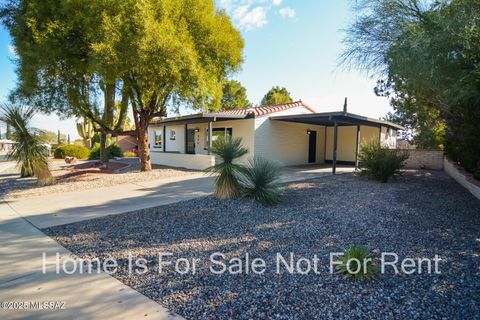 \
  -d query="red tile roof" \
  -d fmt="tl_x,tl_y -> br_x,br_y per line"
214,100 -> 316,116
